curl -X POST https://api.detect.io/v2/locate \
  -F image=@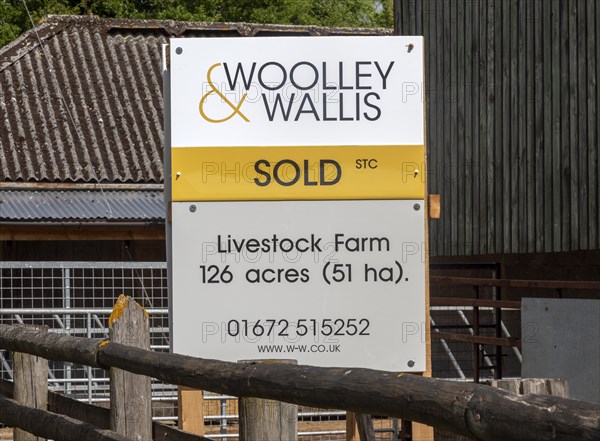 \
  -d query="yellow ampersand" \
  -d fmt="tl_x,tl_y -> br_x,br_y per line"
199,63 -> 250,123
